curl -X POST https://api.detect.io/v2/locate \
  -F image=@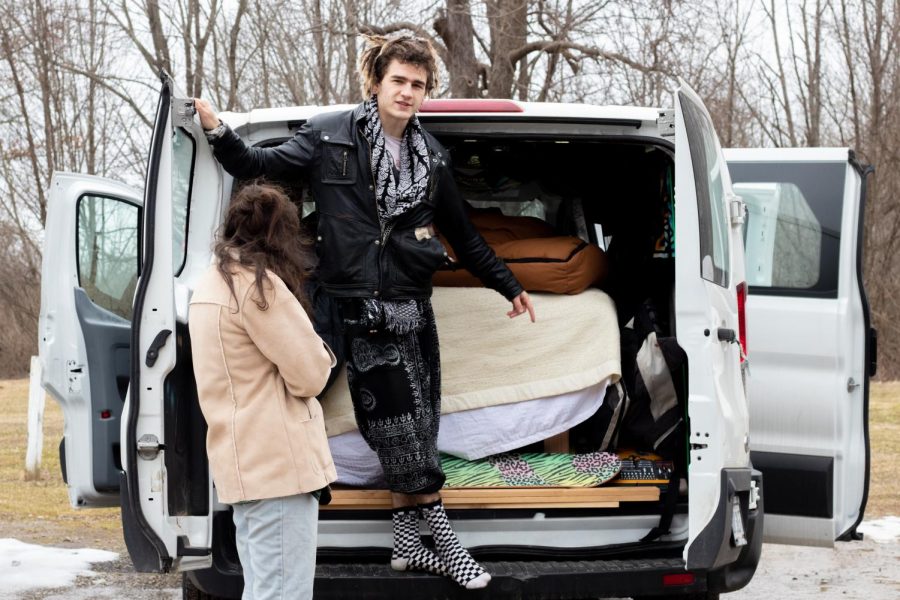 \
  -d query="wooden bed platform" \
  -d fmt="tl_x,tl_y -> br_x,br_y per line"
323,485 -> 660,510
